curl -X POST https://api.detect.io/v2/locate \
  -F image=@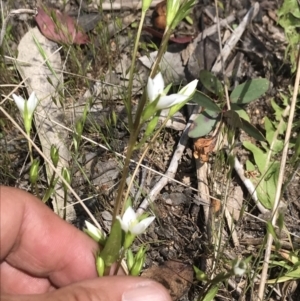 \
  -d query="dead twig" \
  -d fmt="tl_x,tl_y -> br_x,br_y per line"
136,111 -> 200,215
